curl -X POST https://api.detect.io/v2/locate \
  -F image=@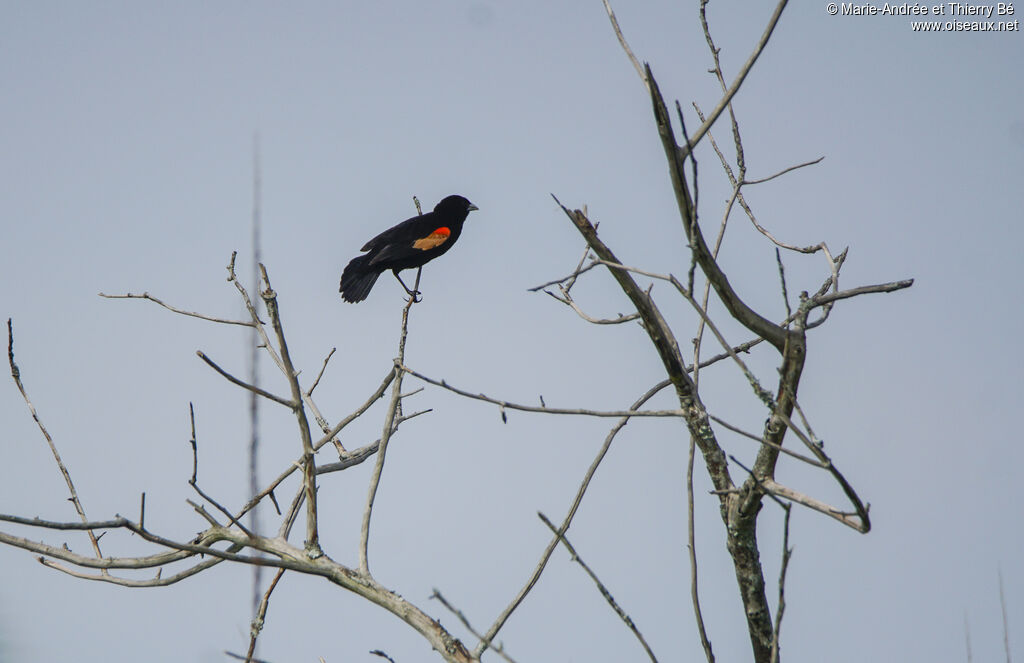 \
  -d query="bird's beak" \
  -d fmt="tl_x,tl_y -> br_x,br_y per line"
467,203 -> 479,212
